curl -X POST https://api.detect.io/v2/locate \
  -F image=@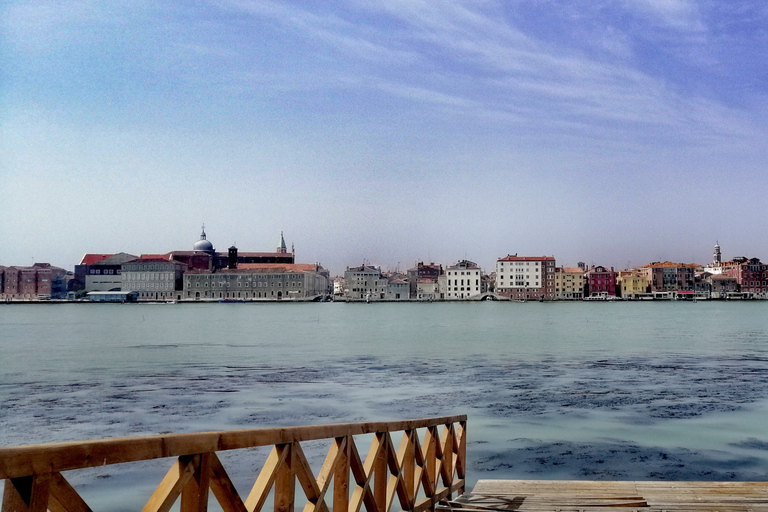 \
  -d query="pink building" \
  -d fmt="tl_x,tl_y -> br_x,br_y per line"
586,266 -> 616,297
